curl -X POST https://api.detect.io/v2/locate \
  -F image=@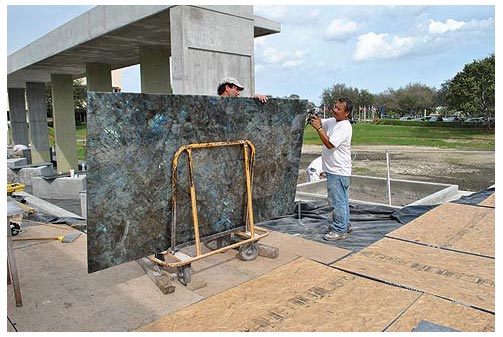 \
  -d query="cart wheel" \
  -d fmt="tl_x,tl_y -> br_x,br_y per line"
239,242 -> 258,261
154,252 -> 165,261
177,264 -> 191,286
